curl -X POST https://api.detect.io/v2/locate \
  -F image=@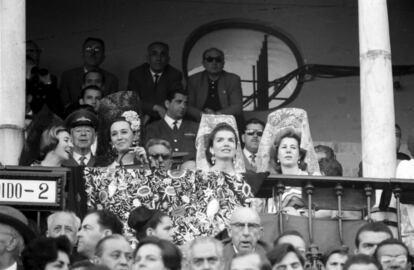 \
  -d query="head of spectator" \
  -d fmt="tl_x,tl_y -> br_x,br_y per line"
314,145 -> 336,161
82,37 -> 105,70
231,252 -> 271,270
374,239 -> 410,270
273,130 -> 307,174
146,139 -> 173,171
205,123 -> 239,174
46,211 -> 81,247
26,40 -> 41,67
82,69 -> 105,90
94,234 -> 133,270
127,206 -> 173,242
319,158 -> 343,176
65,108 -> 98,157
70,260 -> 95,270
323,247 -> 349,270
133,236 -> 182,270
0,206 -> 35,269
39,125 -> 73,166
242,118 -> 265,155
187,237 -> 224,270
147,41 -> 170,73
79,86 -> 103,112
21,236 -> 71,270
343,254 -> 382,270
267,244 -> 305,270
165,89 -> 188,121
202,48 -> 225,80
228,207 -> 262,254
354,222 -> 393,256
77,210 -> 123,260
274,230 -> 307,258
